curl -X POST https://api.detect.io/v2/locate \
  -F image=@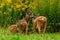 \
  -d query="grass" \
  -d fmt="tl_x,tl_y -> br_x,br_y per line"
0,28 -> 60,40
